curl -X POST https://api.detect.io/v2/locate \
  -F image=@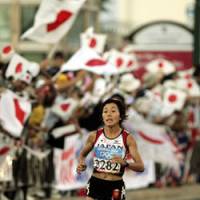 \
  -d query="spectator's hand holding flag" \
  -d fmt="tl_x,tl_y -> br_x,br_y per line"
21,0 -> 86,43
